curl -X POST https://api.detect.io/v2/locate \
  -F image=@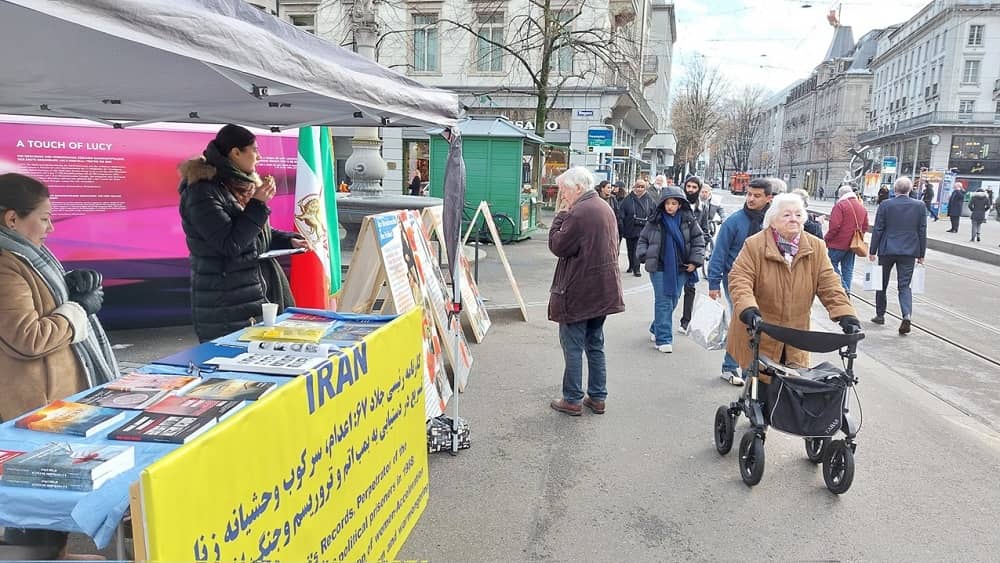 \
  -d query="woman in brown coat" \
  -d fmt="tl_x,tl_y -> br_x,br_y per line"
726,193 -> 860,381
0,173 -> 117,558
